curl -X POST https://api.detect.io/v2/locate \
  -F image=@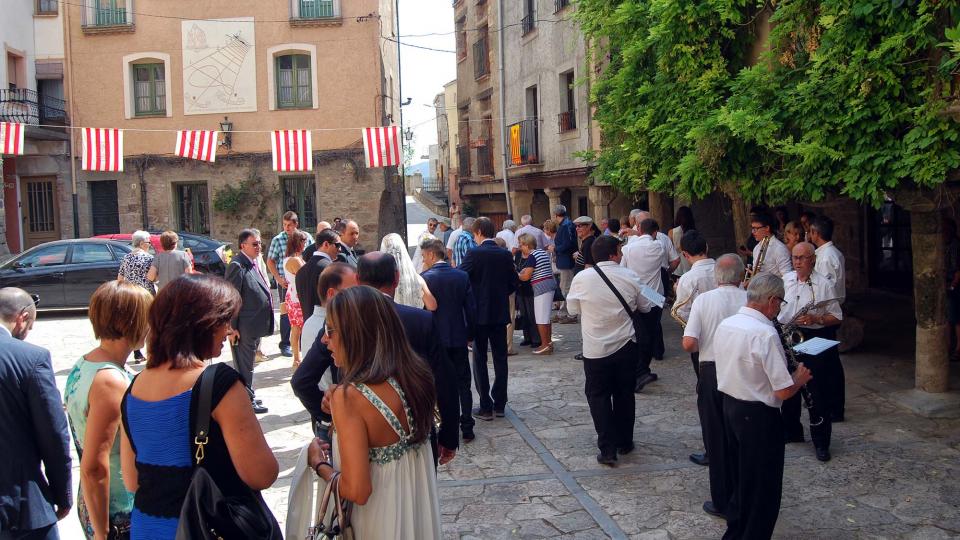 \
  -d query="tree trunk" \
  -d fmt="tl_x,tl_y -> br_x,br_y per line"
908,206 -> 949,392
722,185 -> 752,253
